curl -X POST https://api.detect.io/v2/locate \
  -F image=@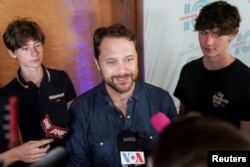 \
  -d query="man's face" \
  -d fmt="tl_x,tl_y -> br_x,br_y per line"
198,29 -> 235,58
95,37 -> 138,94
10,39 -> 43,69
